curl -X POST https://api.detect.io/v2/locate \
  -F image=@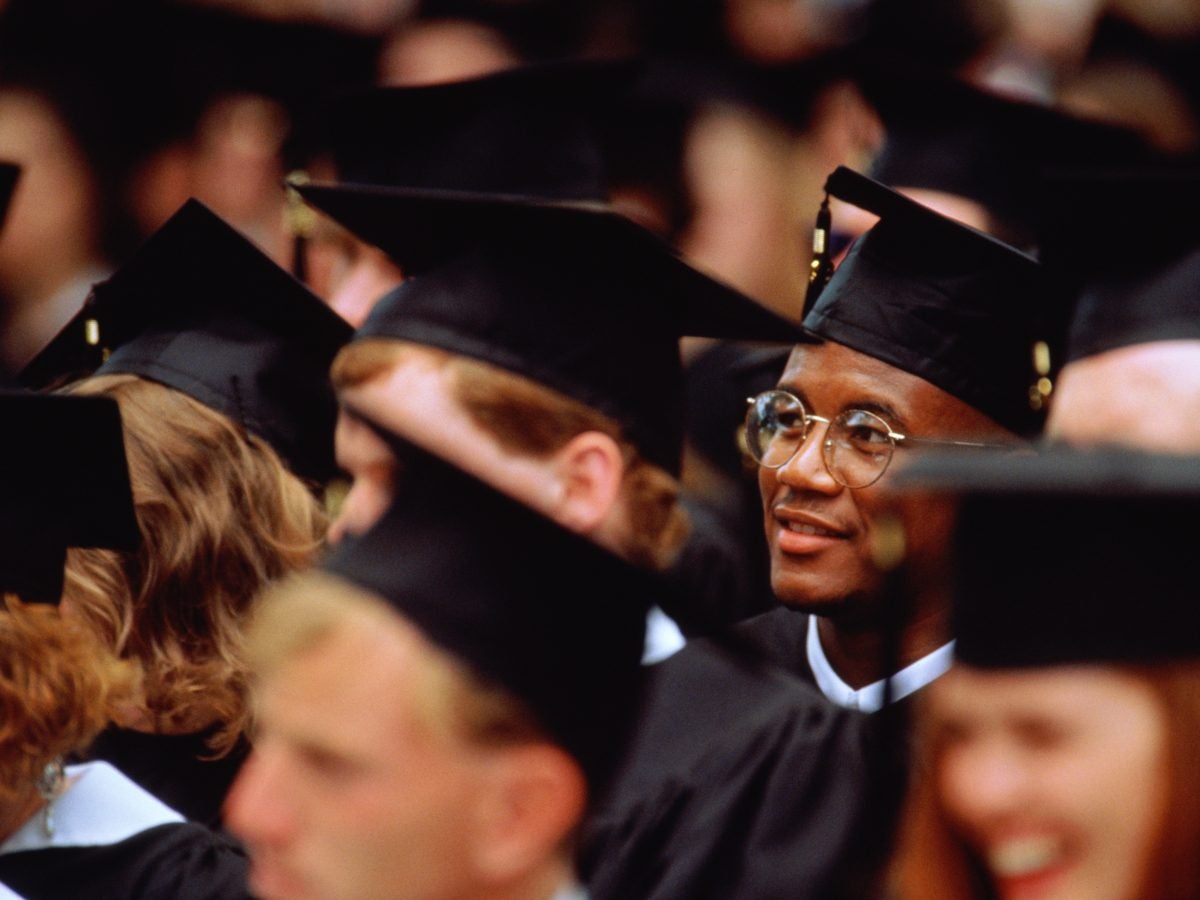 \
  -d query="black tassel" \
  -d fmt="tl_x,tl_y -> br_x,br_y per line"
803,194 -> 834,316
